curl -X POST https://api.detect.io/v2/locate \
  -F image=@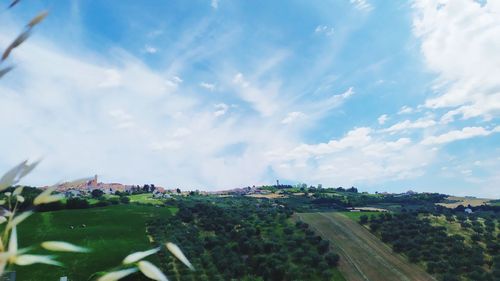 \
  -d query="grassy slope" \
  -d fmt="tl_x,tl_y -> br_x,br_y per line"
129,193 -> 164,204
436,196 -> 492,208
423,214 -> 499,252
15,204 -> 176,281
295,212 -> 435,281
339,211 -> 379,222
424,214 -> 474,241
